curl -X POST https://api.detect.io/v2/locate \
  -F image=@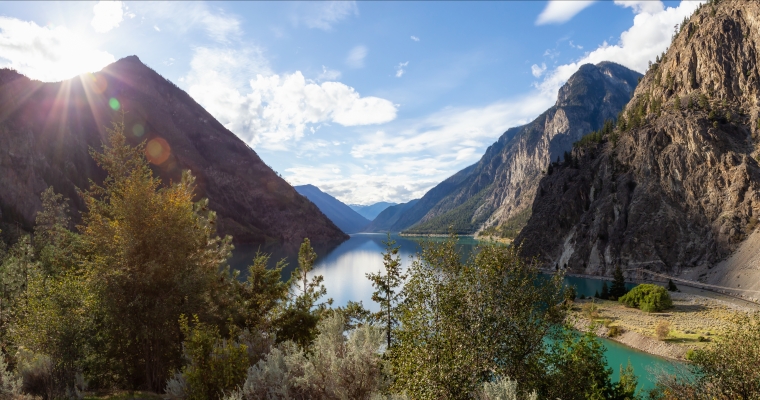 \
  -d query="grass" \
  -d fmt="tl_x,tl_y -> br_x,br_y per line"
83,391 -> 163,400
